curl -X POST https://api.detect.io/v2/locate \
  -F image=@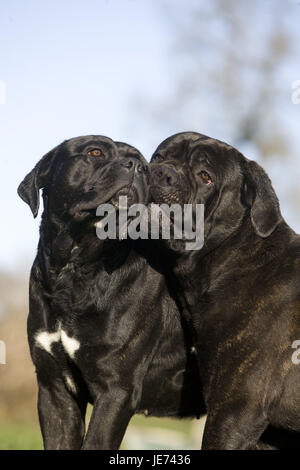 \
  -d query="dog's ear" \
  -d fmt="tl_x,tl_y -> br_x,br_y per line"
242,159 -> 282,238
17,146 -> 59,217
